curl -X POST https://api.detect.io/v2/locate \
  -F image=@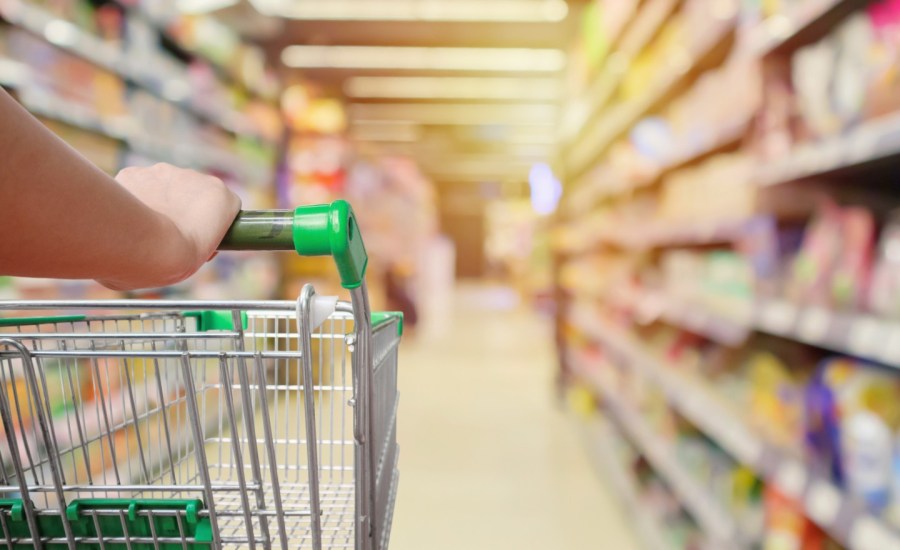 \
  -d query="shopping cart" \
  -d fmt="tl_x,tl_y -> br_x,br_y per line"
0,201 -> 401,549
